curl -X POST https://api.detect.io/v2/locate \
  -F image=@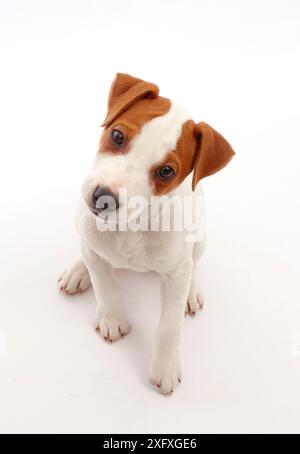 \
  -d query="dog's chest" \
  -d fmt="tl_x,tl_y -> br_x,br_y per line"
98,231 -> 151,271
